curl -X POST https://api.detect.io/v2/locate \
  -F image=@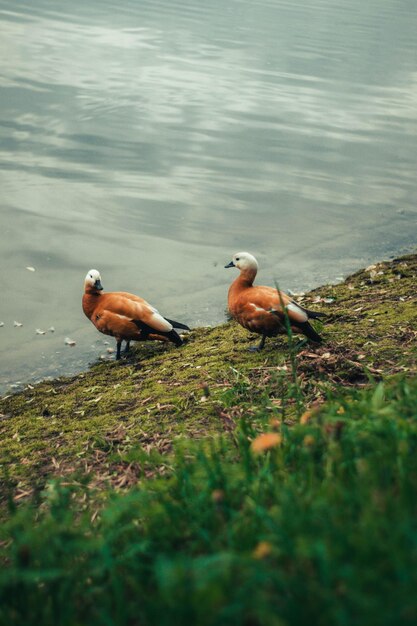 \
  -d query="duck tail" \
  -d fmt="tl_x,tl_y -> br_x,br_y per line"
166,329 -> 184,346
164,318 -> 190,331
304,308 -> 327,319
296,303 -> 327,319
297,321 -> 323,343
